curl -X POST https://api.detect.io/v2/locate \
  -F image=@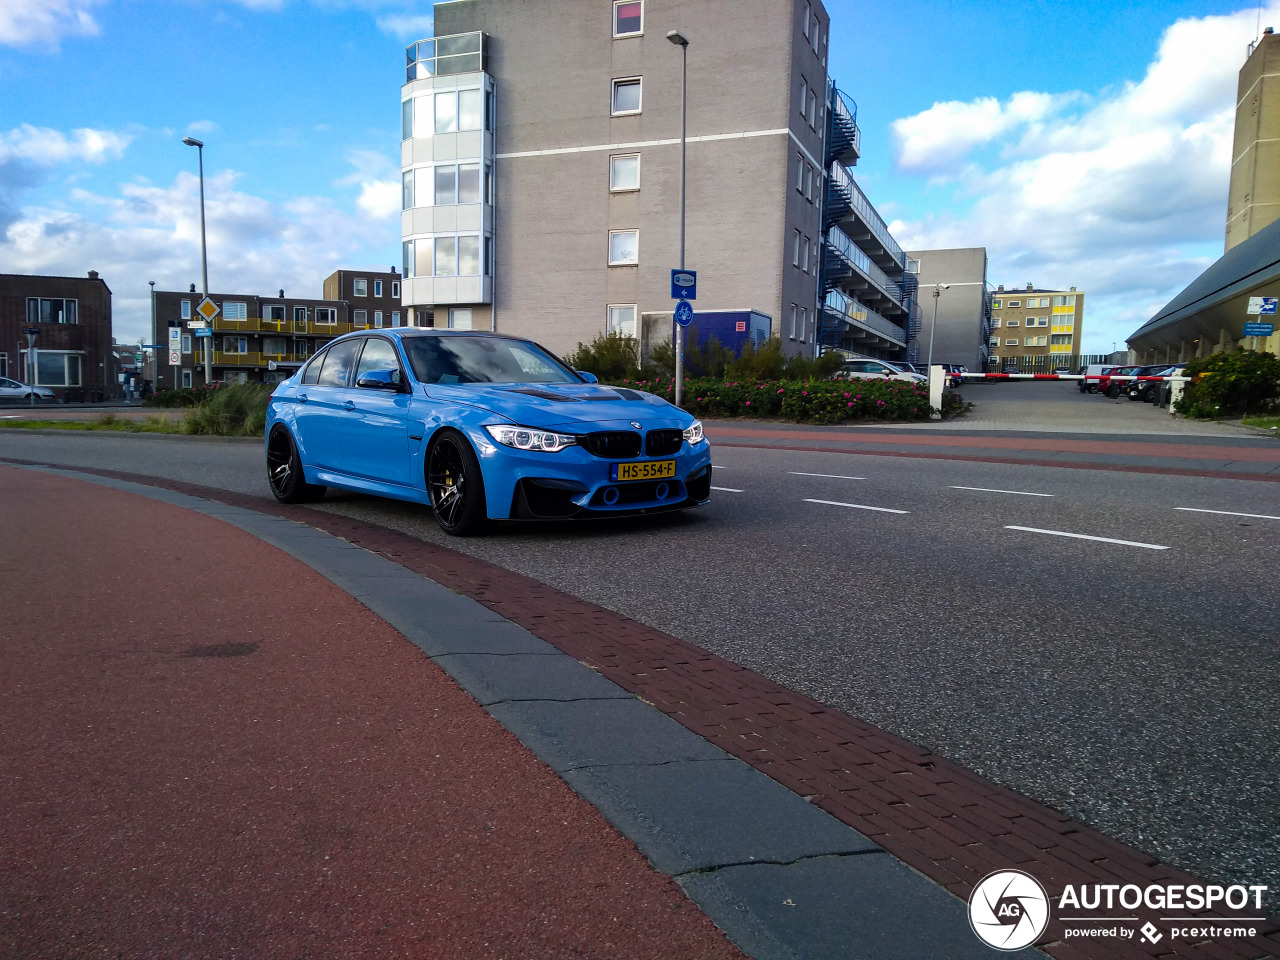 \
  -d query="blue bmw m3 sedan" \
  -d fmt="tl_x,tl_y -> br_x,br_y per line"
264,329 -> 712,535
